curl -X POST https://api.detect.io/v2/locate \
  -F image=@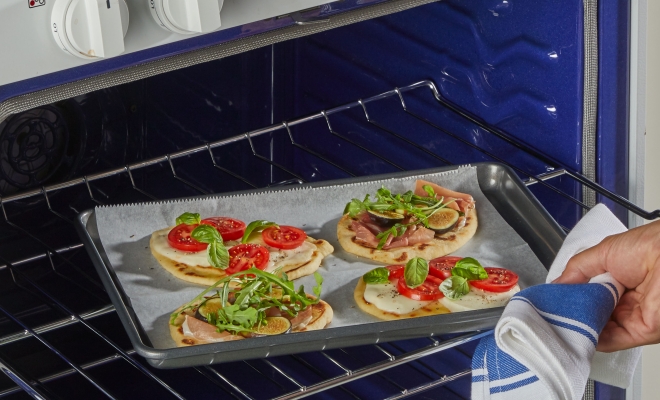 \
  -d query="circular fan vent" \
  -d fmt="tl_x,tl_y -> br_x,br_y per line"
0,106 -> 73,195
